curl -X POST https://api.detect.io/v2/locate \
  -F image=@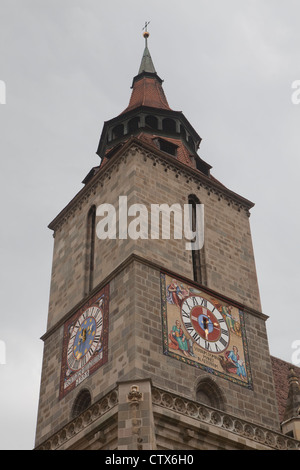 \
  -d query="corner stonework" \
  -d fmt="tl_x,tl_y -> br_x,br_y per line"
117,379 -> 157,450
